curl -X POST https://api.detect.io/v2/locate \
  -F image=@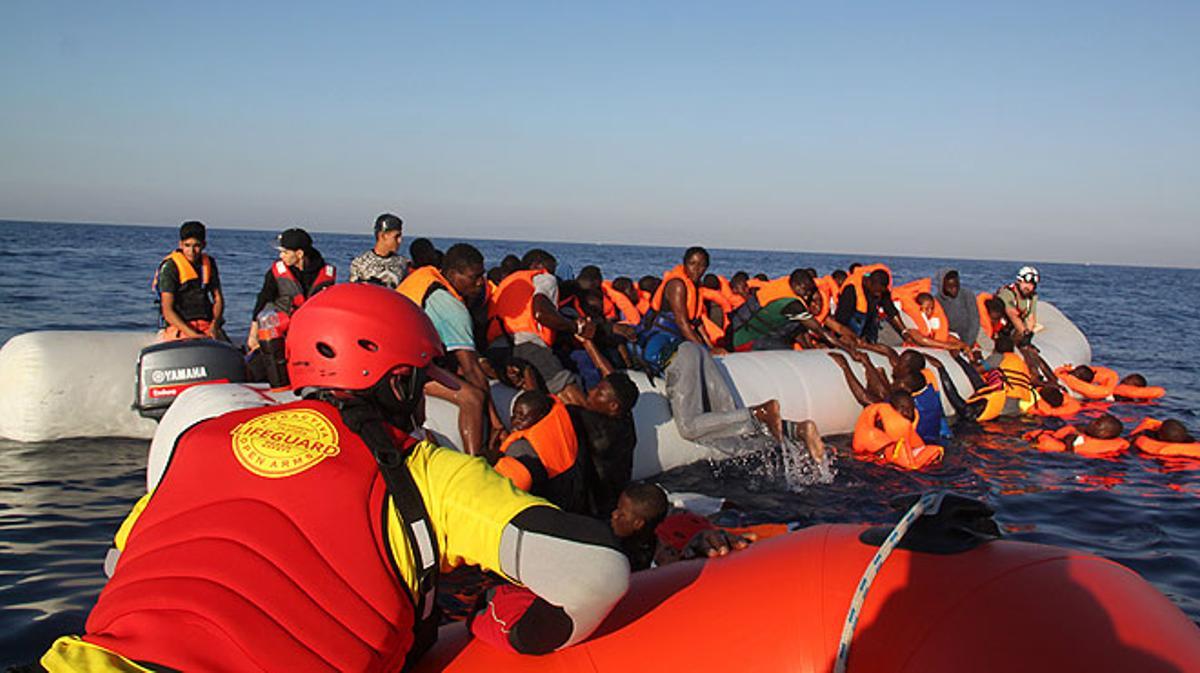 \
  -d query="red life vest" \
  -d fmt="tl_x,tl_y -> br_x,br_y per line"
82,400 -> 419,672
272,260 -> 337,313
